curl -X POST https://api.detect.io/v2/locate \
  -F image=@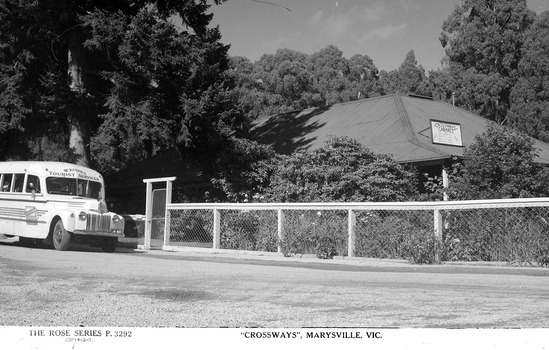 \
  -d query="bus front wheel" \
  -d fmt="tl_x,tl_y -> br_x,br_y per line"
52,220 -> 71,251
